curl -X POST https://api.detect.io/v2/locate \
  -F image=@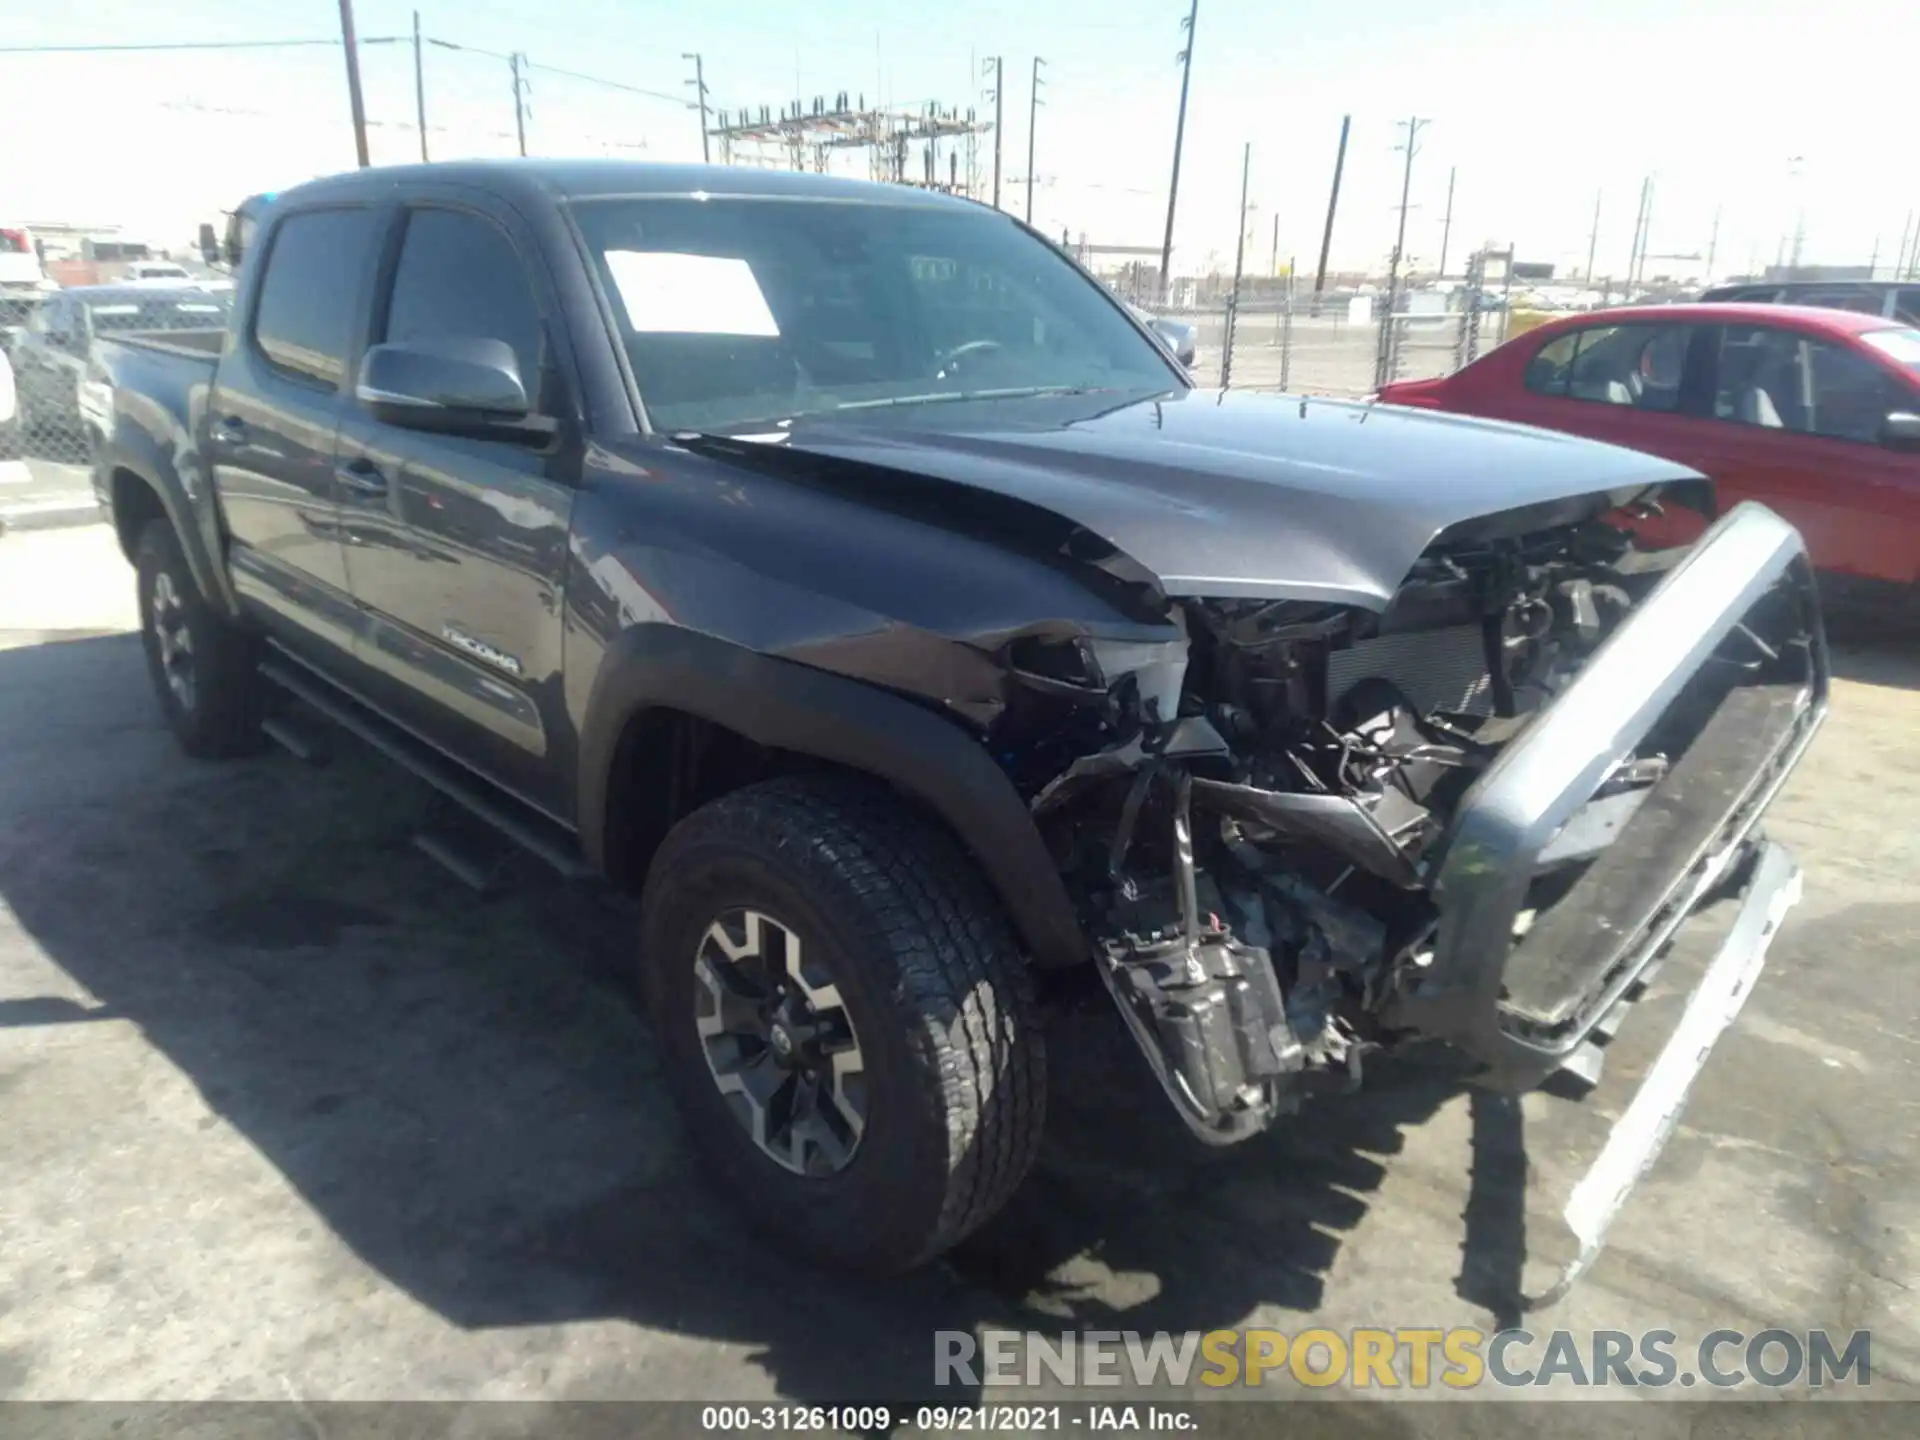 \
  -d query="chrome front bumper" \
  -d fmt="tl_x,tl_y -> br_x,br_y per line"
1525,837 -> 1802,1307
1384,501 -> 1828,1089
